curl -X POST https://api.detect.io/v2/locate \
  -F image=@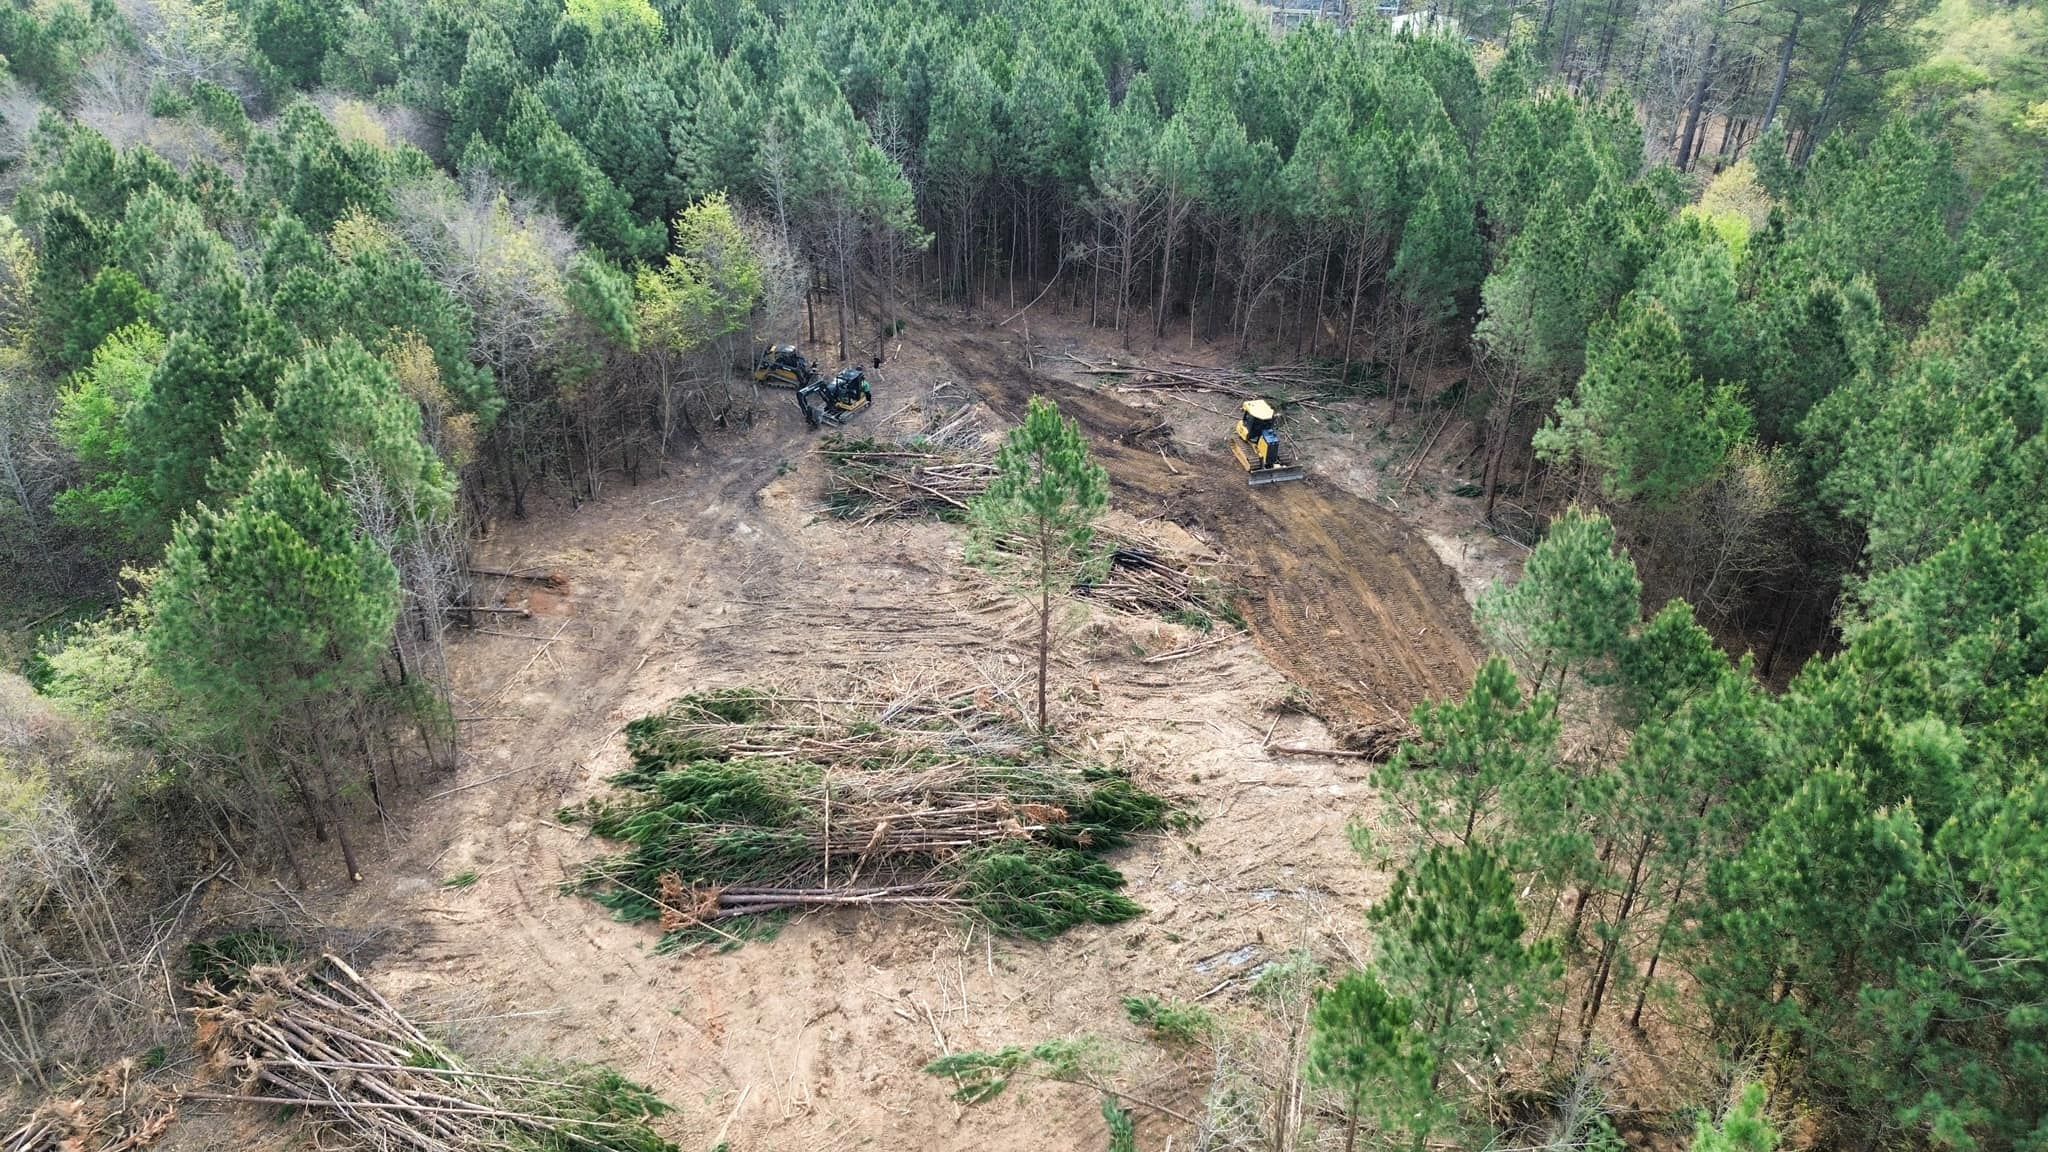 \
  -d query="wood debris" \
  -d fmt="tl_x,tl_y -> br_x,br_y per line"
185,955 -> 676,1152
565,687 -> 1182,945
1065,356 -> 1340,403
3,1059 -> 179,1152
